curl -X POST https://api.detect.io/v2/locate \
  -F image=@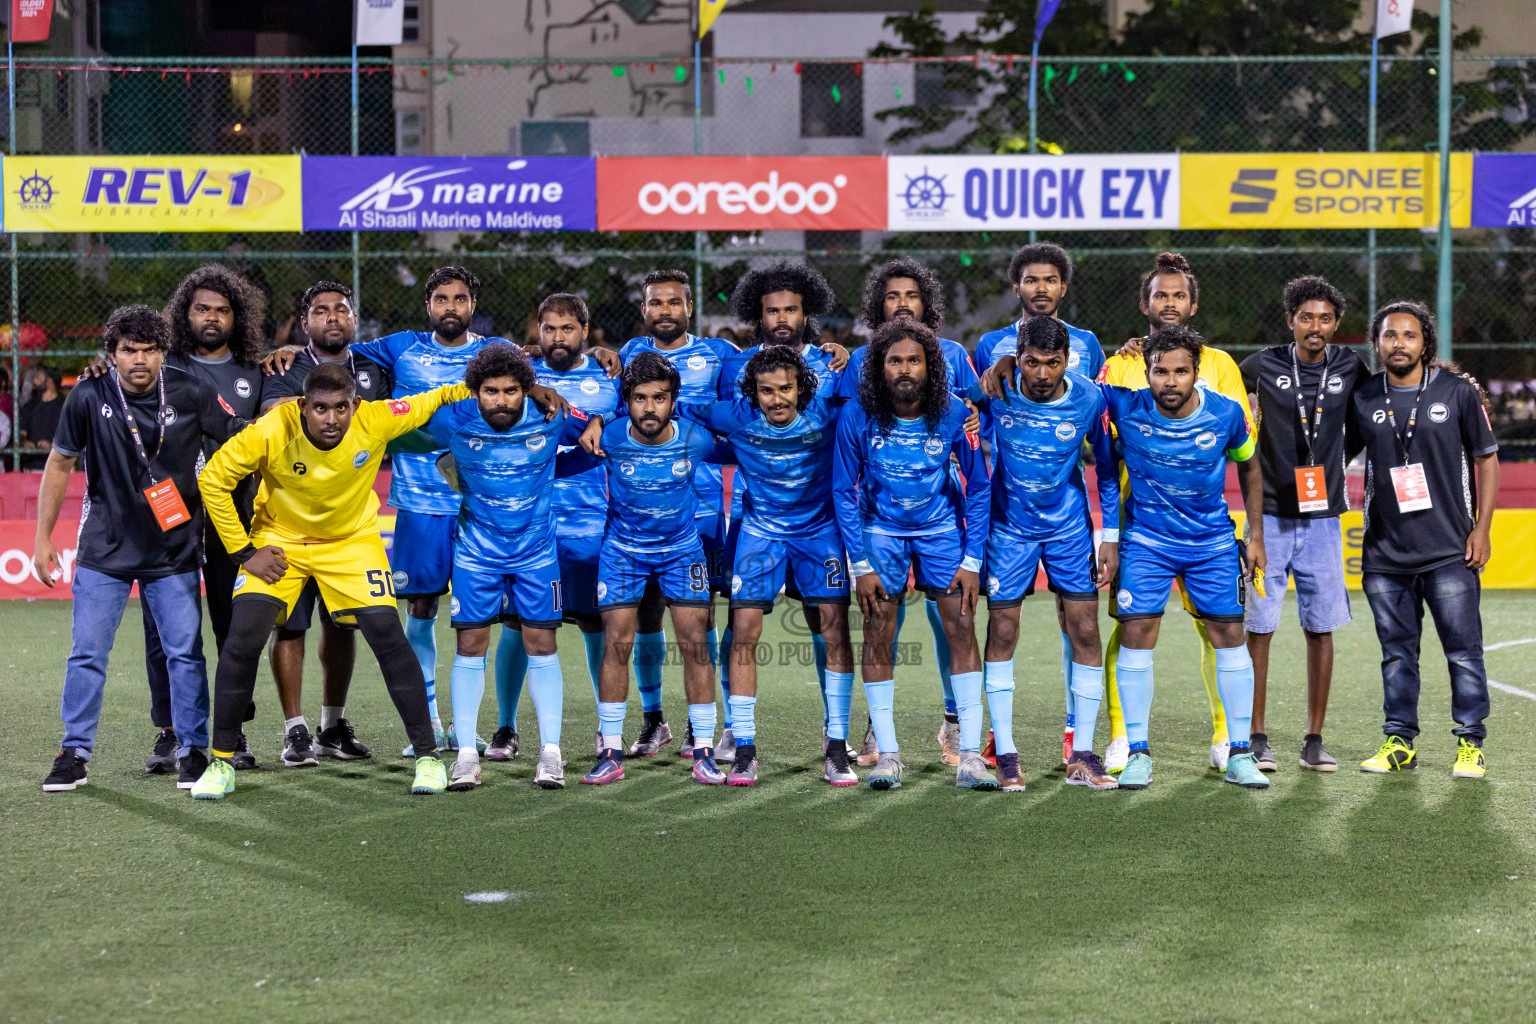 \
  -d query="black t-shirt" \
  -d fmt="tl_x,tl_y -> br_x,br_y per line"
1348,368 -> 1499,575
1241,343 -> 1370,518
21,393 -> 64,442
52,366 -> 245,580
262,346 -> 391,407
